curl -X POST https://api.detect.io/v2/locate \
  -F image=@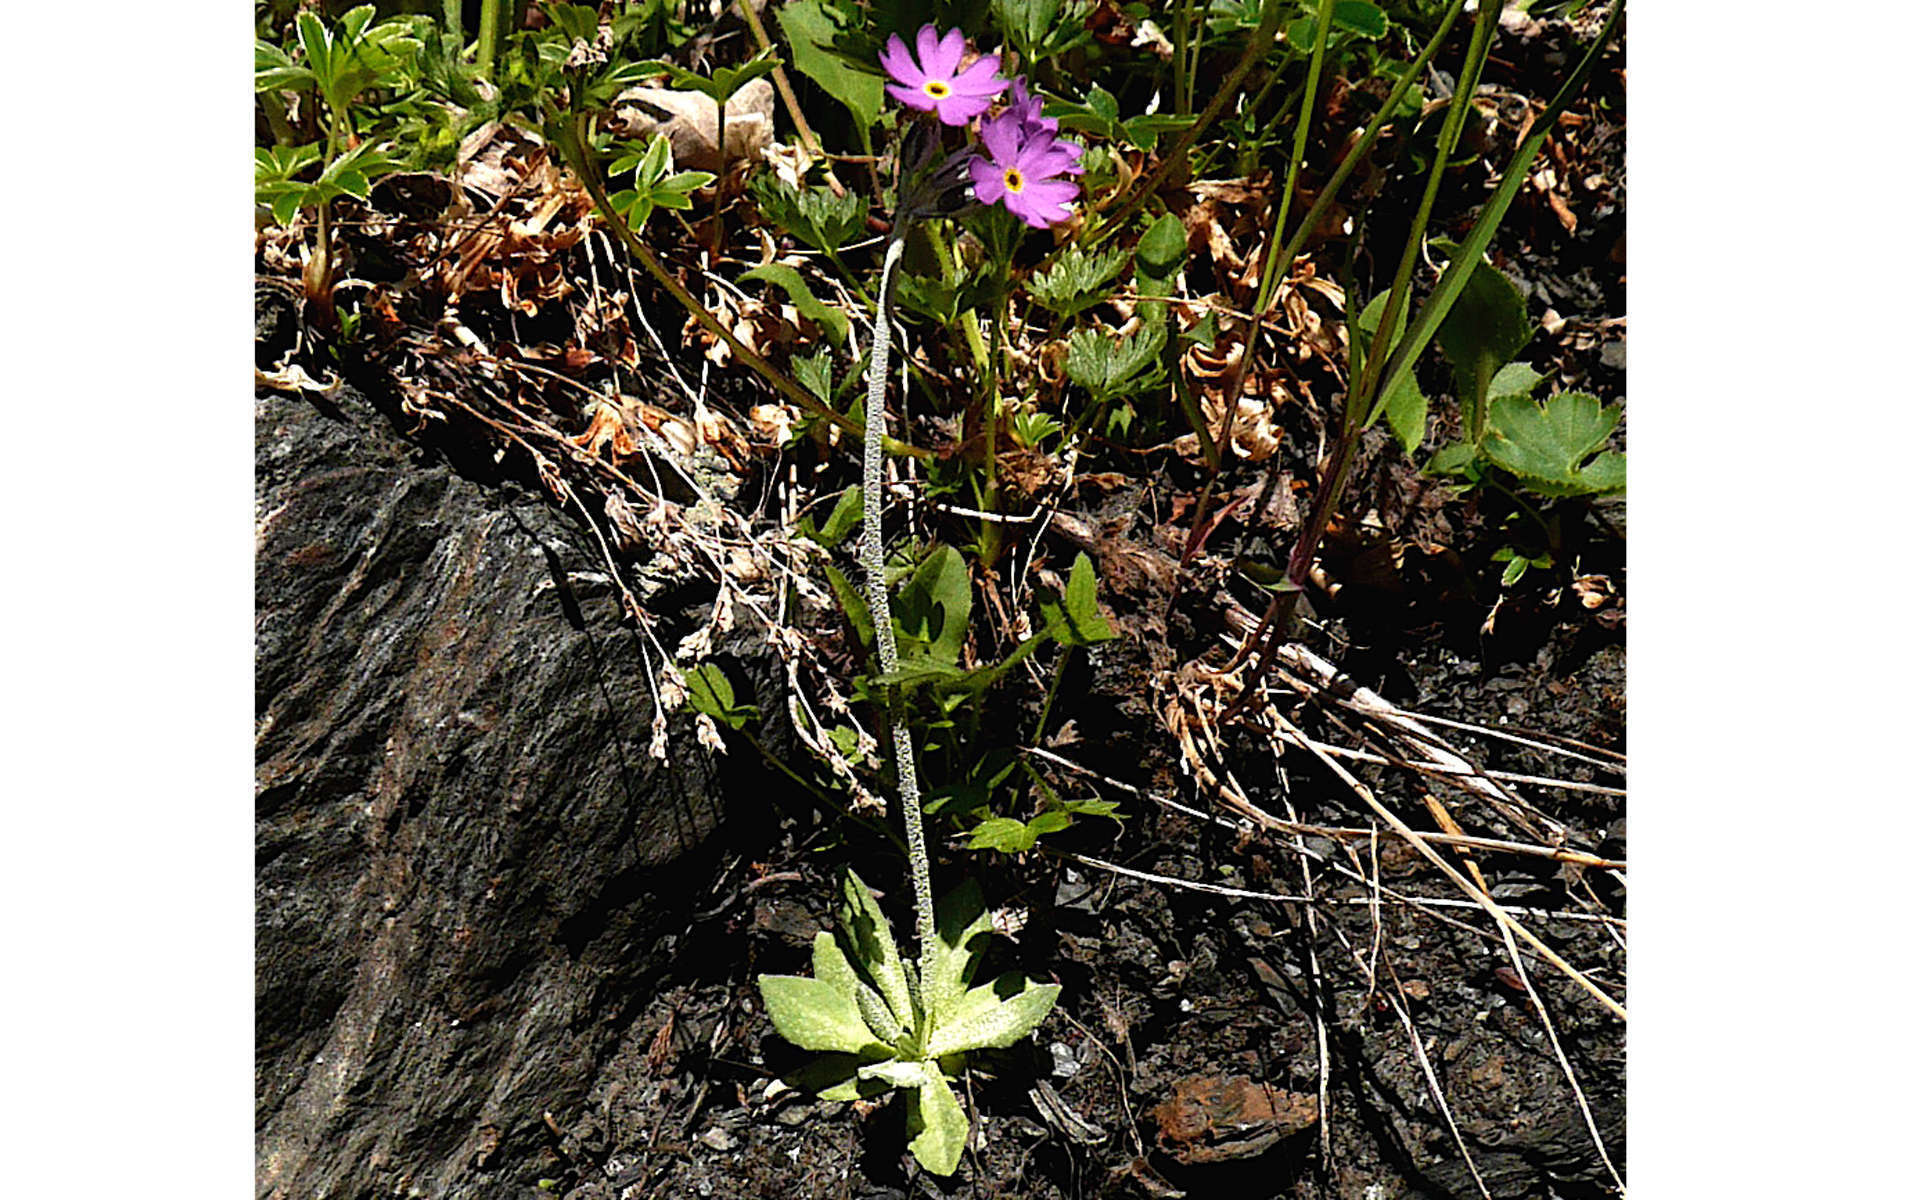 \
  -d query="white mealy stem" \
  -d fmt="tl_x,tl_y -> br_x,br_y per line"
861,233 -> 936,971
